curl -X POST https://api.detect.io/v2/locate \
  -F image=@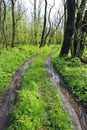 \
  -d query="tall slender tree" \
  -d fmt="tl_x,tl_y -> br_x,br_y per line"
11,0 -> 16,47
2,0 -> 7,47
40,0 -> 47,47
